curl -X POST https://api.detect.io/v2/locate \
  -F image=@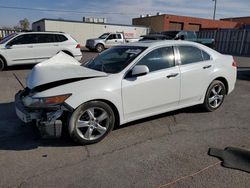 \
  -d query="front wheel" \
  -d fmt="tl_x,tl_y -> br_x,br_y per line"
0,58 -> 5,71
202,80 -> 226,112
68,101 -> 115,144
95,44 -> 104,53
